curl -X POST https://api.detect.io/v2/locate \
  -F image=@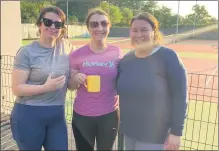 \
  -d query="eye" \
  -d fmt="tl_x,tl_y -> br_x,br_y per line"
132,29 -> 137,32
141,29 -> 149,32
